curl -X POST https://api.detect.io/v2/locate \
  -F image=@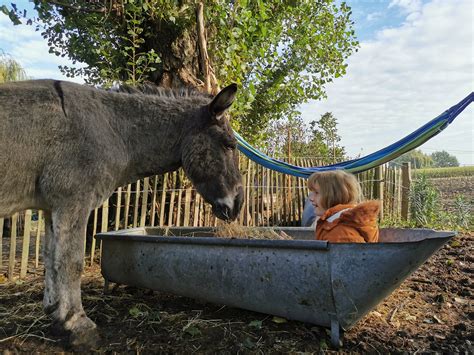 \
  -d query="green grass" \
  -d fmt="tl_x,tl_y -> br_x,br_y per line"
413,166 -> 474,178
